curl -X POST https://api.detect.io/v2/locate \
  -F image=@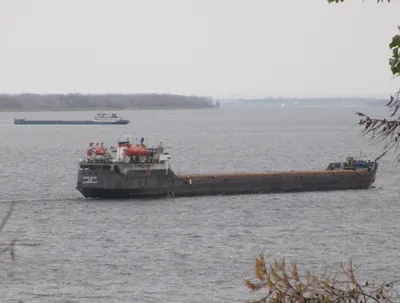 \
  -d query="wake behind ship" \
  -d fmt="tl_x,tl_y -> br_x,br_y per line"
76,136 -> 378,199
13,112 -> 130,125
